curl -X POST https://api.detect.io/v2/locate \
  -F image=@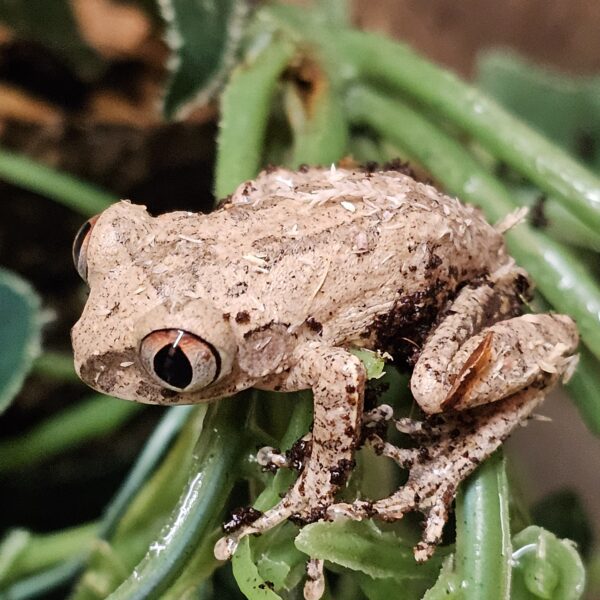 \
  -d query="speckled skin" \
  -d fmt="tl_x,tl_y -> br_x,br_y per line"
72,166 -> 578,599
